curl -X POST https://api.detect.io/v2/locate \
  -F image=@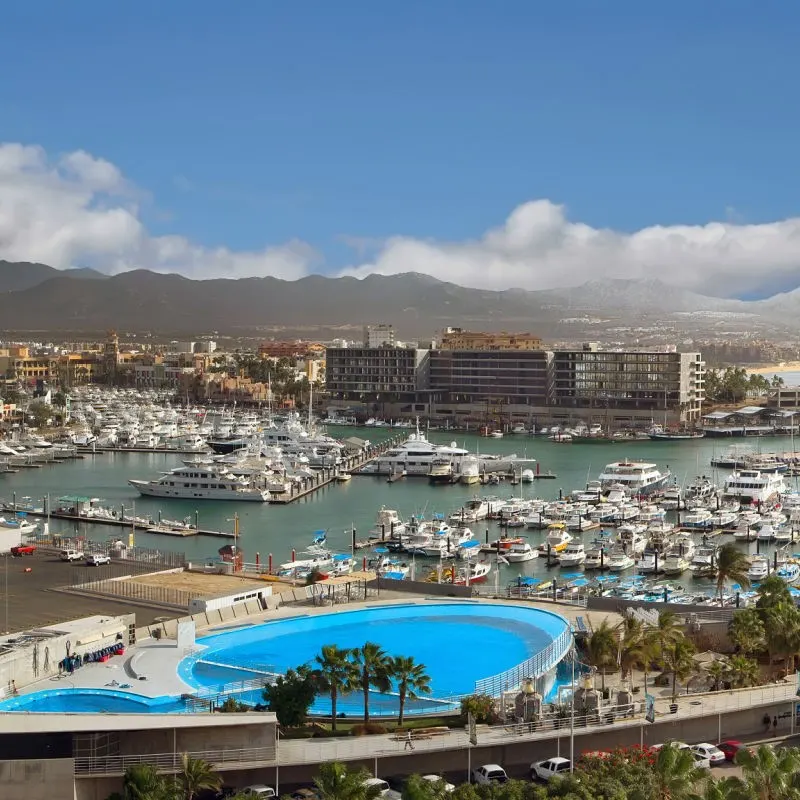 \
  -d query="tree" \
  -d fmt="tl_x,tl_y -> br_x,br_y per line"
314,645 -> 359,733
262,666 -> 318,729
715,544 -> 751,600
401,775 -> 456,800
763,604 -> 800,673
27,400 -> 51,428
727,655 -> 760,689
314,762 -> 383,800
732,744 -> 800,800
122,763 -> 167,800
756,575 -> 794,611
650,610 -> 684,669
459,694 -> 499,725
175,753 -> 222,800
705,659 -> 728,692
729,608 -> 766,656
351,642 -> 391,724
662,638 -> 696,702
617,616 -> 648,689
586,618 -> 617,692
391,655 -> 432,726
640,742 -> 709,800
